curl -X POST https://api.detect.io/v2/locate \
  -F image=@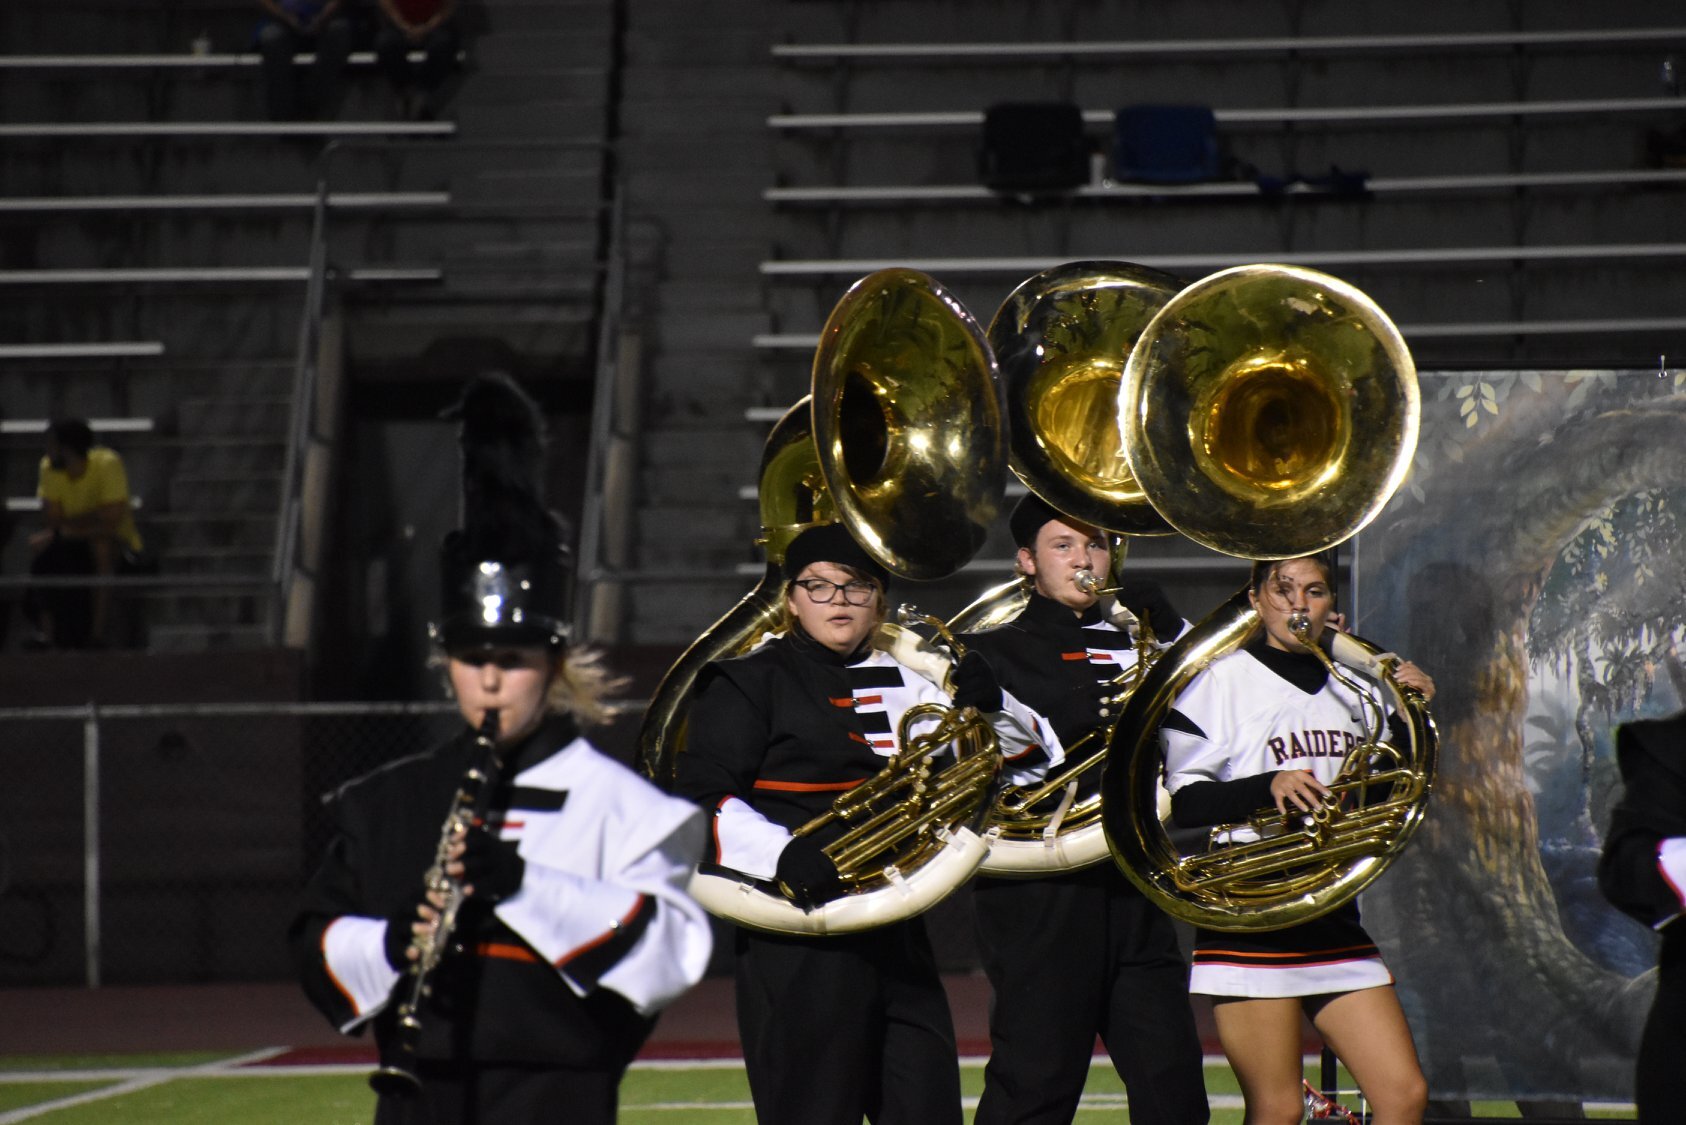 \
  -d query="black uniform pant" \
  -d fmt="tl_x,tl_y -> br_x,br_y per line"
257,16 -> 352,120
373,1060 -> 621,1125
972,865 -> 1209,1125
26,534 -> 95,646
1638,933 -> 1686,1124
736,920 -> 963,1125
375,20 -> 461,94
